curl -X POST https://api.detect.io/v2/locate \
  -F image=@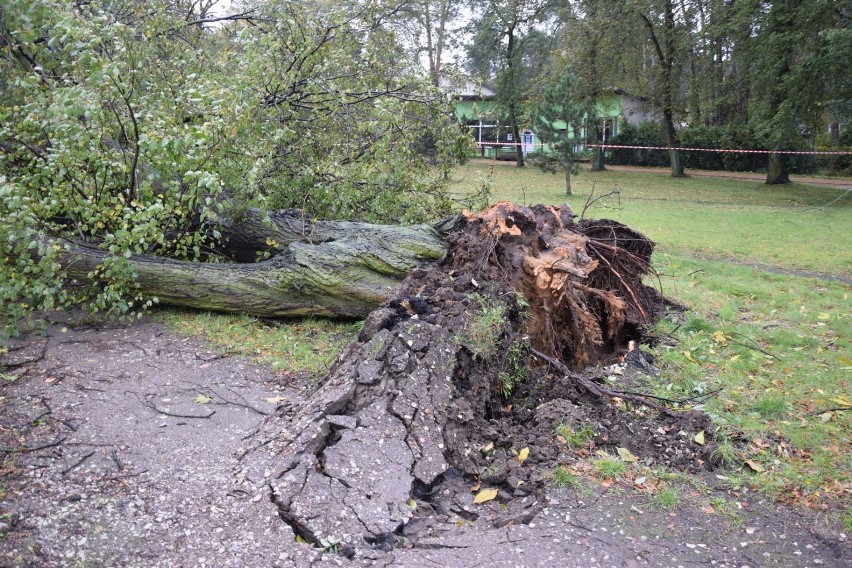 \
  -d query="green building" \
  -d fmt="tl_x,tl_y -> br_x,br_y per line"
441,77 -> 653,159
